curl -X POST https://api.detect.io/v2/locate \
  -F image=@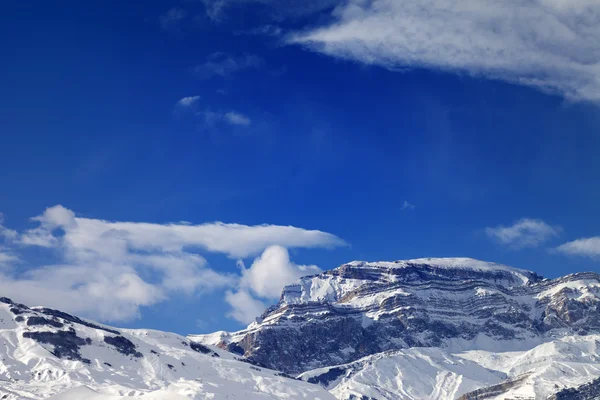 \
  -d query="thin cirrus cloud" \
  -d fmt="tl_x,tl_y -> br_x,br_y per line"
201,110 -> 252,126
556,237 -> 600,259
0,205 -> 346,322
485,218 -> 562,249
160,7 -> 188,32
200,0 -> 340,21
194,53 -> 263,79
400,201 -> 415,211
176,96 -> 201,108
288,0 -> 600,102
